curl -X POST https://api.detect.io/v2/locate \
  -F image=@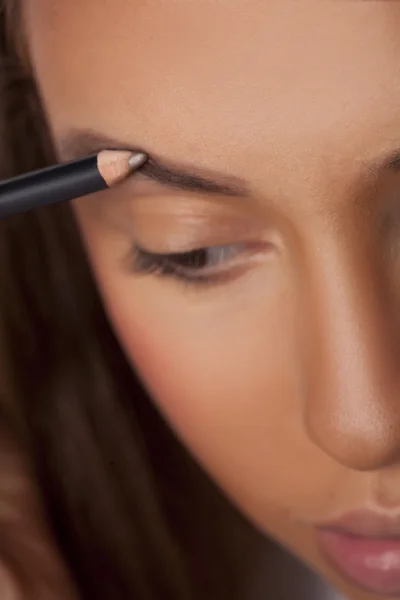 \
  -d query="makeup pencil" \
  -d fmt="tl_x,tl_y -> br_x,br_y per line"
0,150 -> 147,219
